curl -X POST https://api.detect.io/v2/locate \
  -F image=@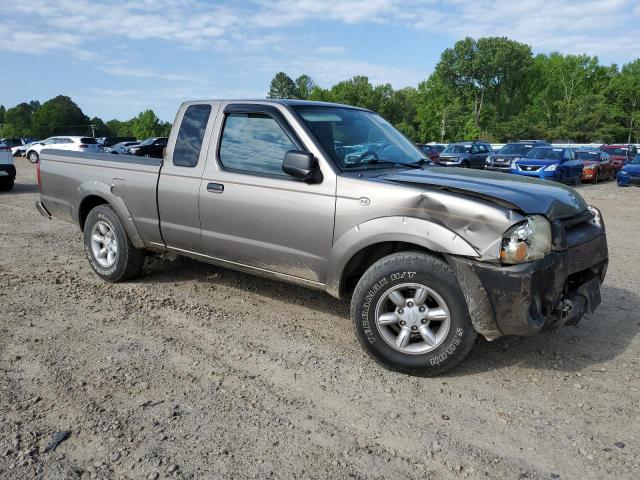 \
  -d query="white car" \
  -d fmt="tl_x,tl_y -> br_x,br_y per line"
0,142 -> 16,191
26,136 -> 102,163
